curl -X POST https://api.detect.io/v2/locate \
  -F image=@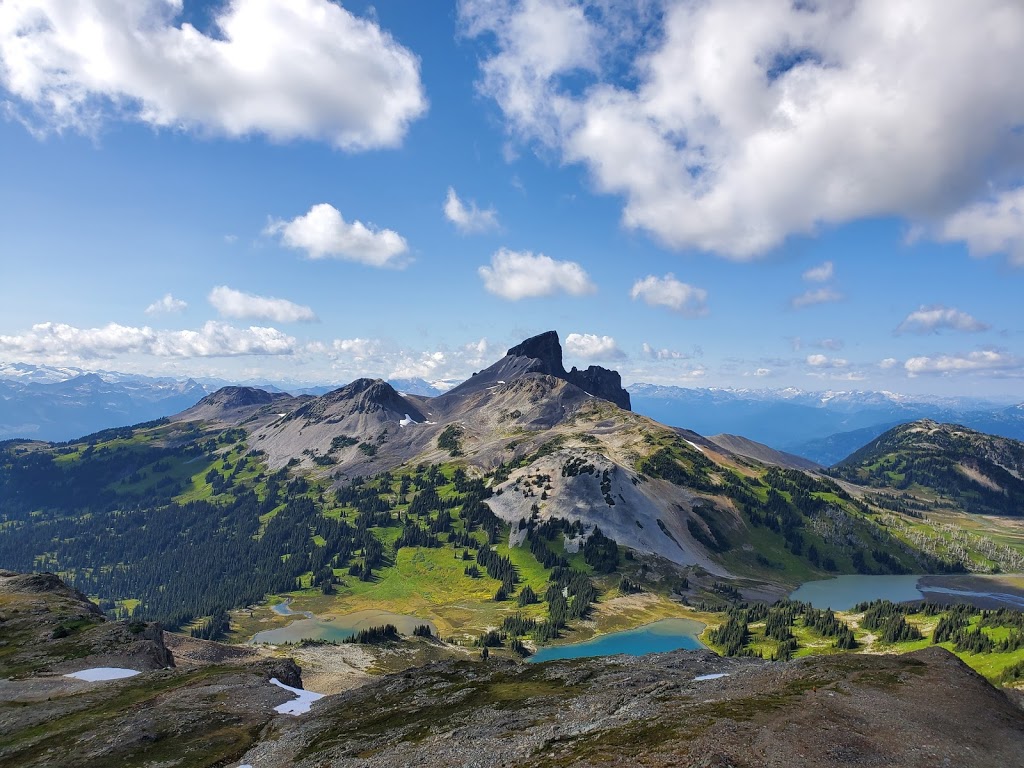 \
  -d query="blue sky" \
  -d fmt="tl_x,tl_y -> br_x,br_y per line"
1,0 -> 1022,397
